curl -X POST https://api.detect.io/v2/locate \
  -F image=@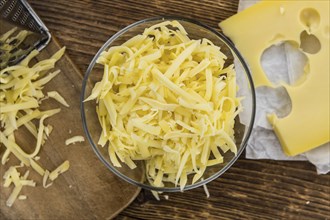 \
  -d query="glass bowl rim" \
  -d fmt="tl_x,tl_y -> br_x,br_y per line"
80,16 -> 256,192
